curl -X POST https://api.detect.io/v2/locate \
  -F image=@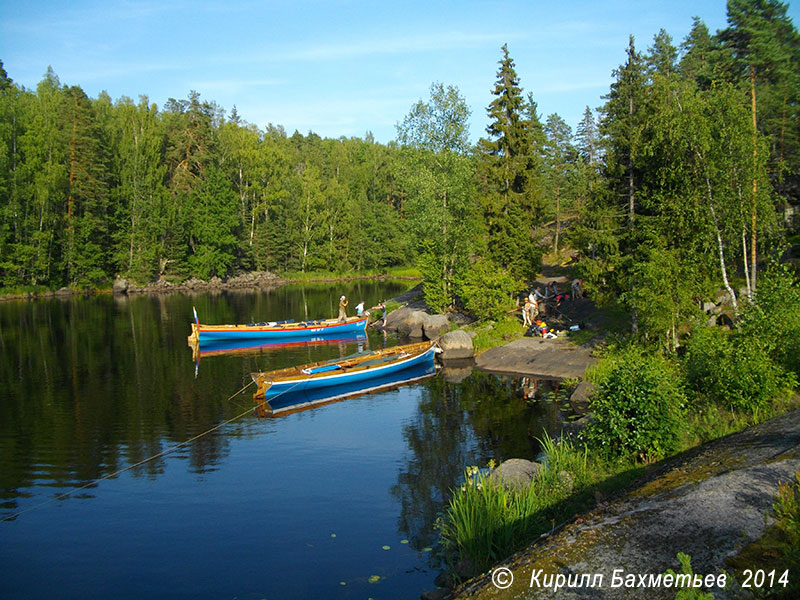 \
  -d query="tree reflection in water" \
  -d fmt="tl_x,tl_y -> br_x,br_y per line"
392,368 -> 577,558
